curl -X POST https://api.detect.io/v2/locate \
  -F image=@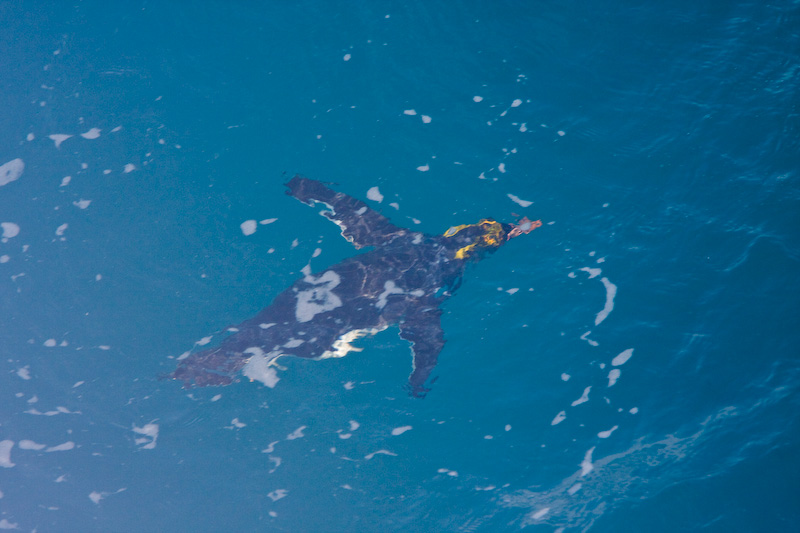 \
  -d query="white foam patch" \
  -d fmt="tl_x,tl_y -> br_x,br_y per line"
498,163 -> 506,173
366,186 -> 384,202
267,489 -> 288,501
73,199 -> 91,209
60,176 -> 71,187
580,267 -> 601,279
580,331 -> 599,346
268,456 -> 281,473
567,482 -> 582,495
551,411 -> 566,425
283,338 -> 304,348
0,519 -> 16,529
612,348 -> 634,366
55,223 -> 68,236
421,115 -> 431,123
0,441 -> 15,468
123,163 -> 136,173
240,219 -> 257,236
0,255 -> 8,263
132,423 -> 159,449
416,164 -> 430,172
561,373 -> 571,381
607,368 -> 621,387
46,441 -> 75,452
80,128 -> 101,139
507,193 -> 533,207
295,270 -> 342,322
580,447 -> 595,476
1,222 -> 20,240
319,326 -> 385,359
25,405 -> 80,416
598,425 -> 618,439
44,339 -> 57,347
49,134 -> 72,148
19,440 -> 46,450
193,336 -> 211,347
473,96 -> 483,102
530,507 -> 550,520
377,281 -> 404,309
229,418 -> 246,429
403,109 -> 417,115
437,468 -> 459,477
16,367 -> 30,380
365,449 -> 397,460
391,426 -> 412,436
349,420 -> 360,431
0,159 -> 24,186
286,426 -> 306,440
261,441 -> 279,454
511,99 -> 522,107
594,277 -> 617,325
571,386 -> 591,407
242,347 -> 280,387
260,218 -> 277,225
506,288 -> 519,295
88,488 -> 125,505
